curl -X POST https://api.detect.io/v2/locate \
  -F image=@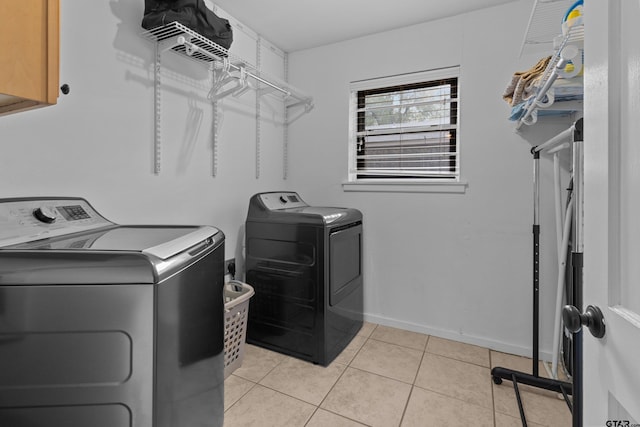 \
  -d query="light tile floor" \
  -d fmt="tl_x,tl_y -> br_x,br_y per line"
224,323 -> 572,427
